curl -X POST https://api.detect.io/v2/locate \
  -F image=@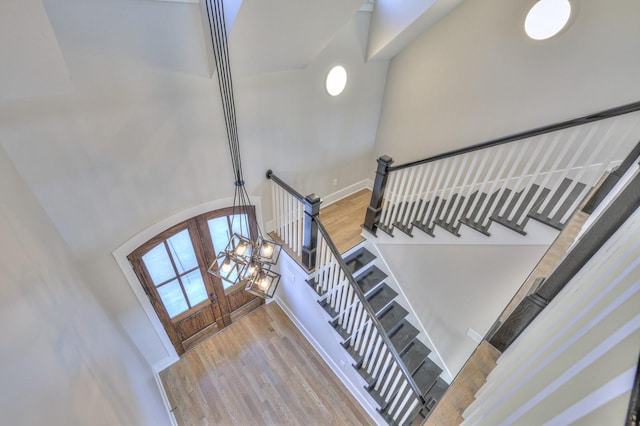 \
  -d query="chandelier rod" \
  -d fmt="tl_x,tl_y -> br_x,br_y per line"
206,0 -> 244,186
